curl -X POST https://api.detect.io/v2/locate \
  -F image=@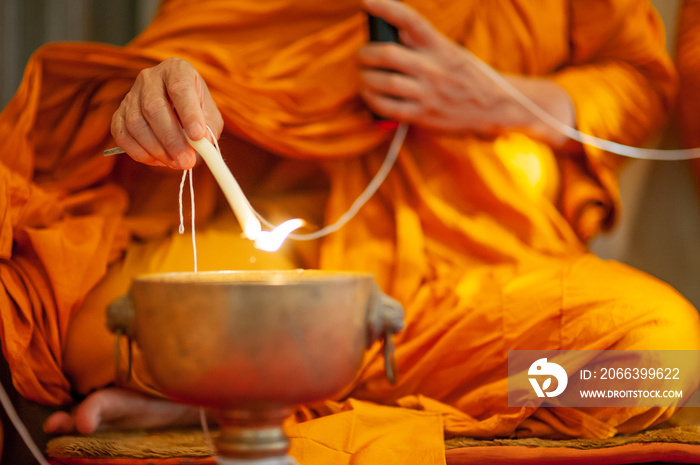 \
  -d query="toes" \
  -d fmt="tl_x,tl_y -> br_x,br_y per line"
43,411 -> 77,435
